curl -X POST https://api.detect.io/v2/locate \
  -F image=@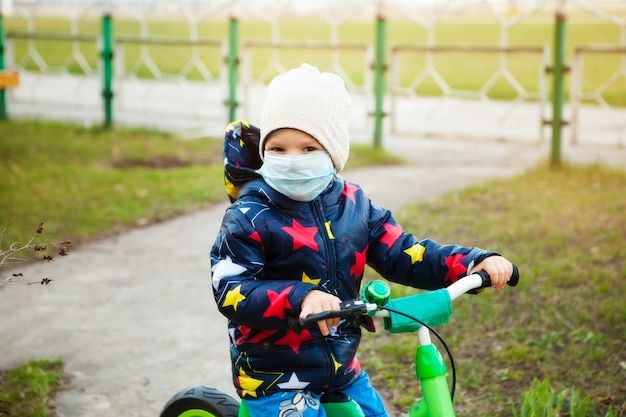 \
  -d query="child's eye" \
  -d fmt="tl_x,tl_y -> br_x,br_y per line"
266,146 -> 284,153
304,146 -> 320,152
